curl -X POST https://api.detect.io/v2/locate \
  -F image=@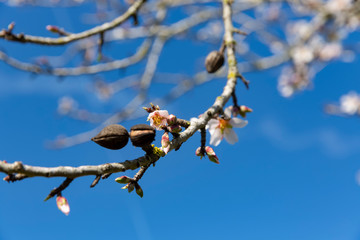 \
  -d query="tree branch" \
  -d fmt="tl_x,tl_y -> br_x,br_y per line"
0,0 -> 146,45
